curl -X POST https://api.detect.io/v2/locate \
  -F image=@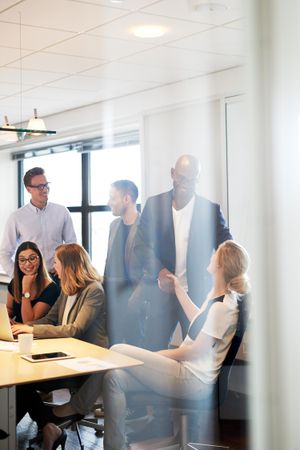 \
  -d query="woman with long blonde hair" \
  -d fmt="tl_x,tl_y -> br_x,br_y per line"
12,243 -> 107,450
101,240 -> 250,450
